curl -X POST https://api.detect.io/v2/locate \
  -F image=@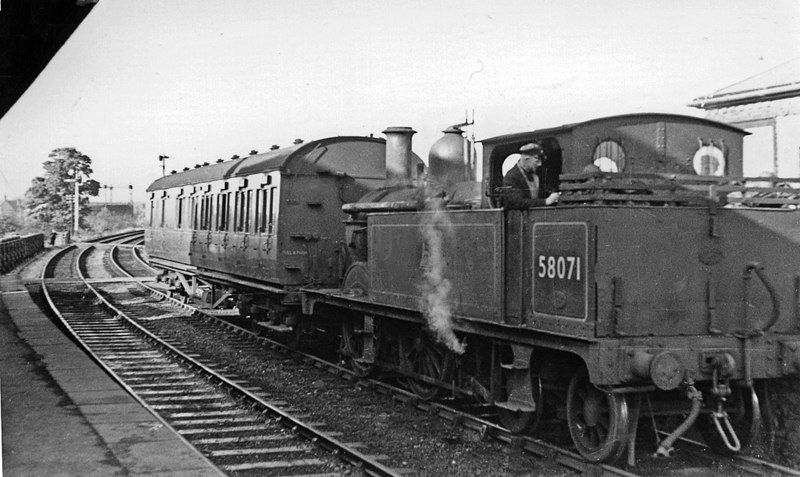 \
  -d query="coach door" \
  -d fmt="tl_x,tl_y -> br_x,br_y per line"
253,172 -> 280,282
